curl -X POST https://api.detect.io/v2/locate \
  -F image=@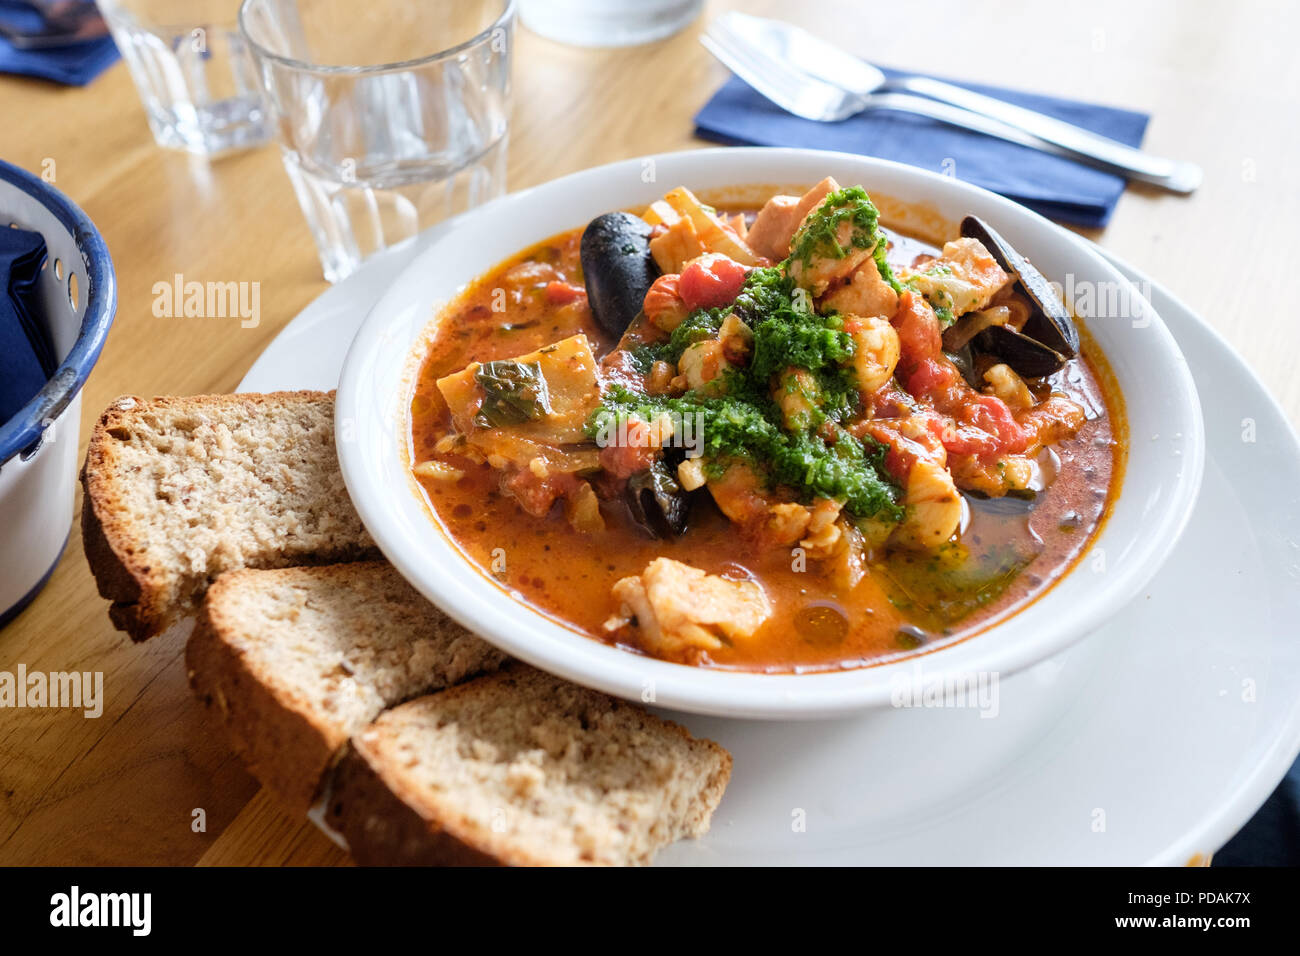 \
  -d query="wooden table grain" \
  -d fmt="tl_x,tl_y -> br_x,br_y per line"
1,0 -> 1295,866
